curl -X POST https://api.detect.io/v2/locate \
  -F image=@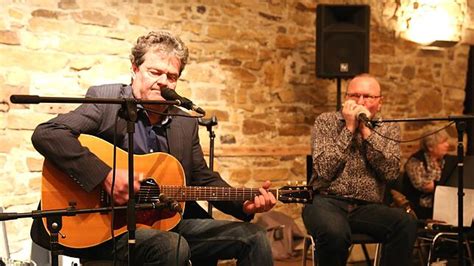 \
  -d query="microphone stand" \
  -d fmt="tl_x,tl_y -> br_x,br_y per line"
10,94 -> 178,265
0,203 -> 163,266
336,77 -> 342,110
379,114 -> 474,266
198,116 -> 218,215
